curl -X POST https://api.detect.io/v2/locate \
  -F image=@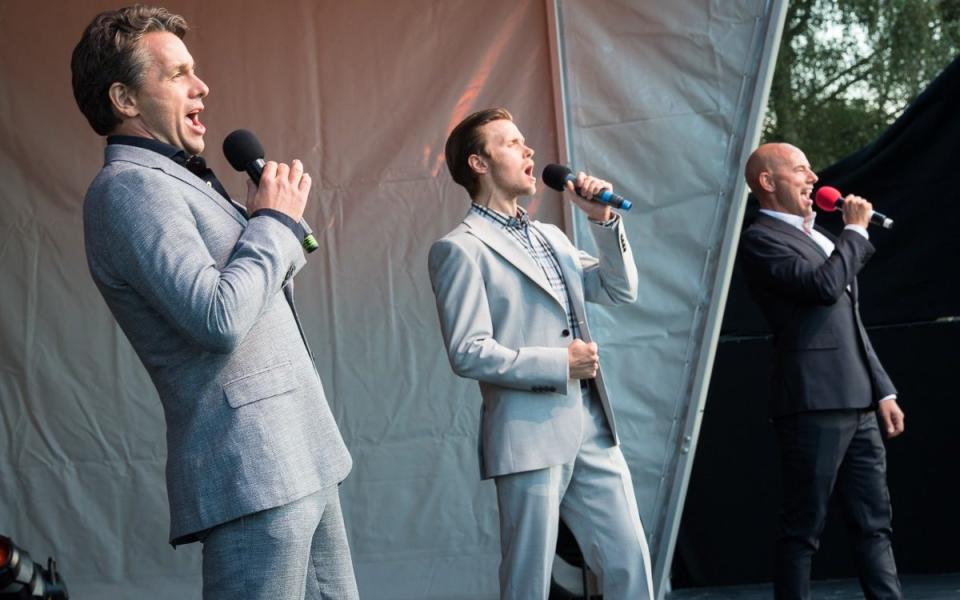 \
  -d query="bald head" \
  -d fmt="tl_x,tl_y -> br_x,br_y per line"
745,143 -> 801,195
744,143 -> 818,217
